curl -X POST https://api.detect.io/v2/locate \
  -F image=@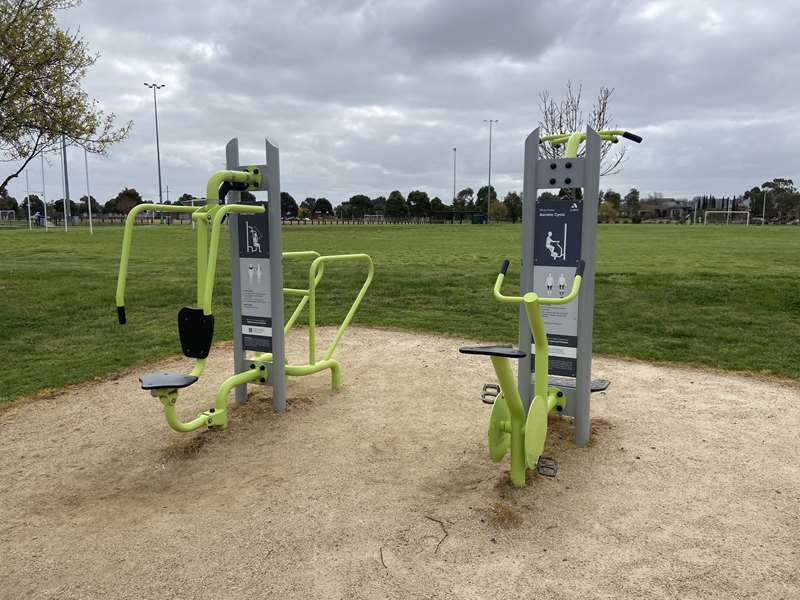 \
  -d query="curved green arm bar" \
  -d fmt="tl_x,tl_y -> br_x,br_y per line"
205,169 -> 261,204
201,203 -> 266,315
283,252 -> 324,332
307,254 -> 375,364
116,203 -> 201,309
492,265 -> 583,404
